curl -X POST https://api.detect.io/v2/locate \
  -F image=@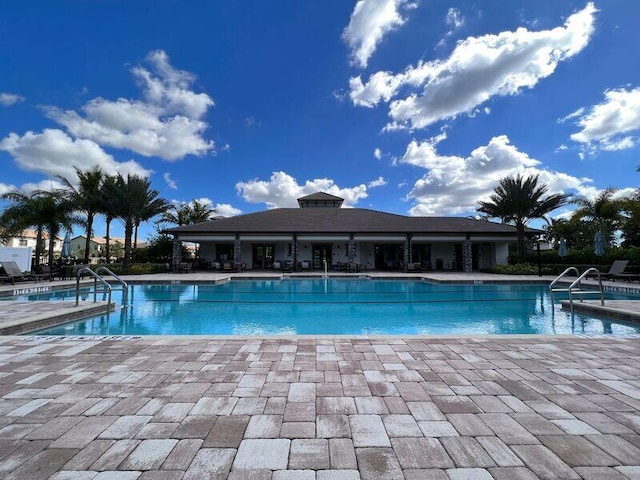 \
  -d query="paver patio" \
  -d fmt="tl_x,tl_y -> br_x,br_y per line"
0,335 -> 639,479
